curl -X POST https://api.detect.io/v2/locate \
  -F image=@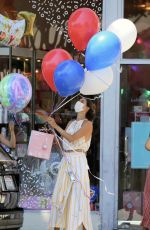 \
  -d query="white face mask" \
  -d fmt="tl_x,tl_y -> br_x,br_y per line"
74,101 -> 84,113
